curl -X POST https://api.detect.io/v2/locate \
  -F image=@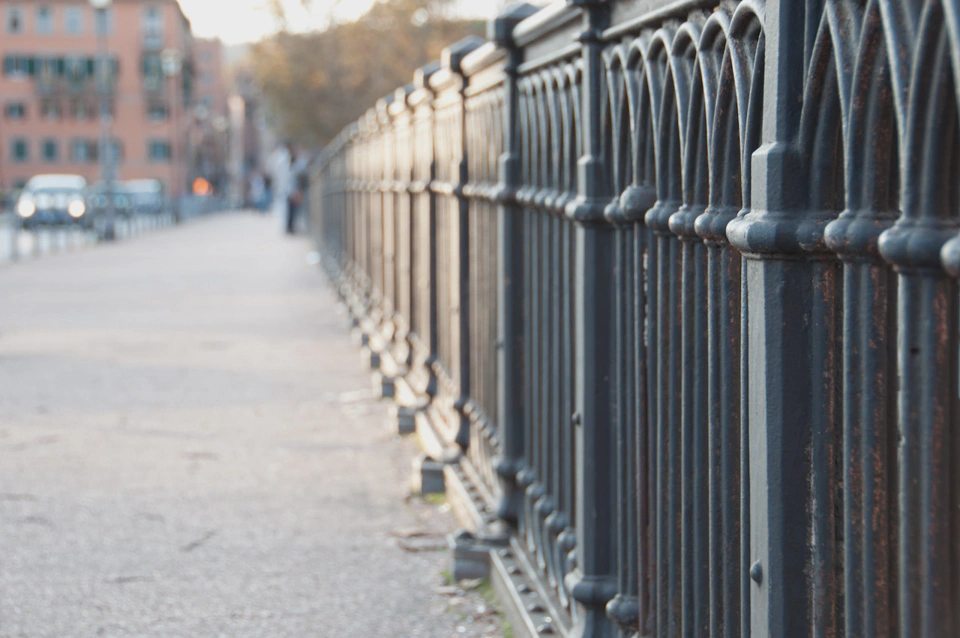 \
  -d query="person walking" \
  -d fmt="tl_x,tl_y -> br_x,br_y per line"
248,170 -> 266,212
286,148 -> 309,235
268,143 -> 292,231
